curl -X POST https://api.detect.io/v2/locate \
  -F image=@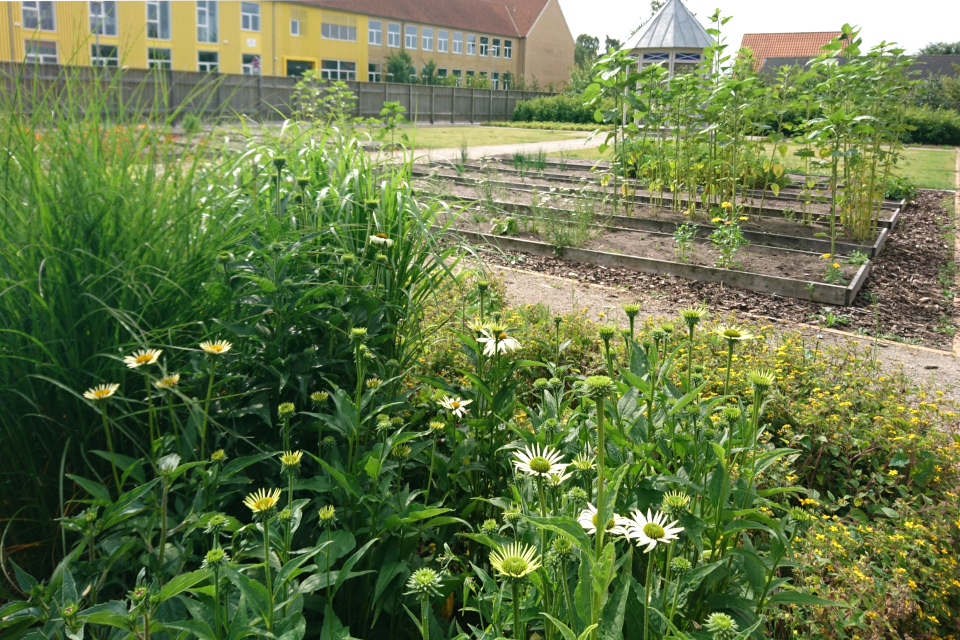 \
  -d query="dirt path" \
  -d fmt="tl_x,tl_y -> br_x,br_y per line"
483,262 -> 960,403
404,135 -> 604,164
